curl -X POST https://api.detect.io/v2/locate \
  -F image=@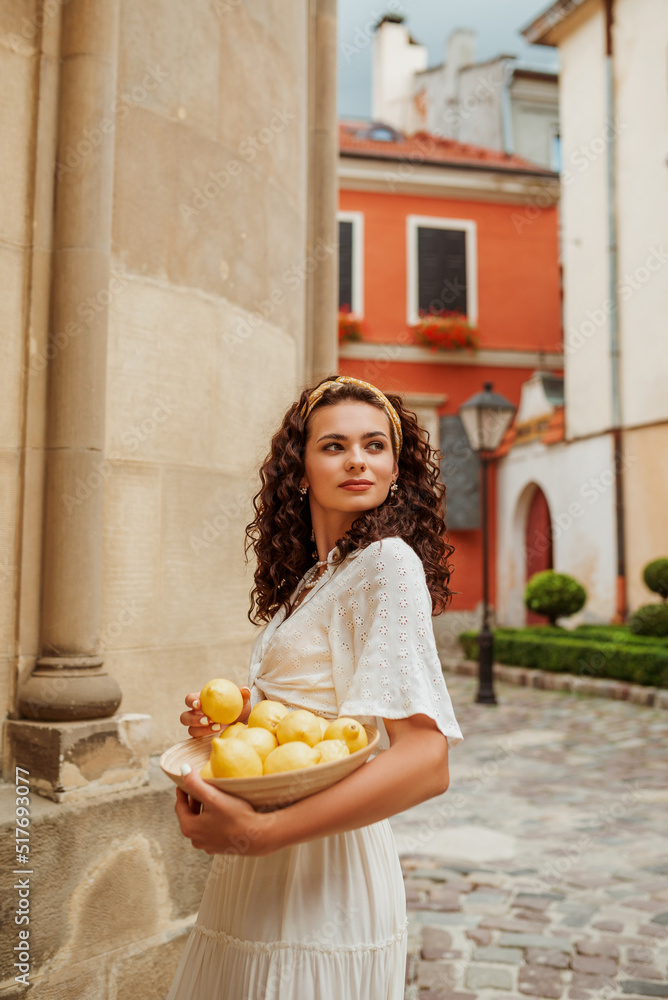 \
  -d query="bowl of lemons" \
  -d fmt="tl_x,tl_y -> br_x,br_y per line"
160,679 -> 380,810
